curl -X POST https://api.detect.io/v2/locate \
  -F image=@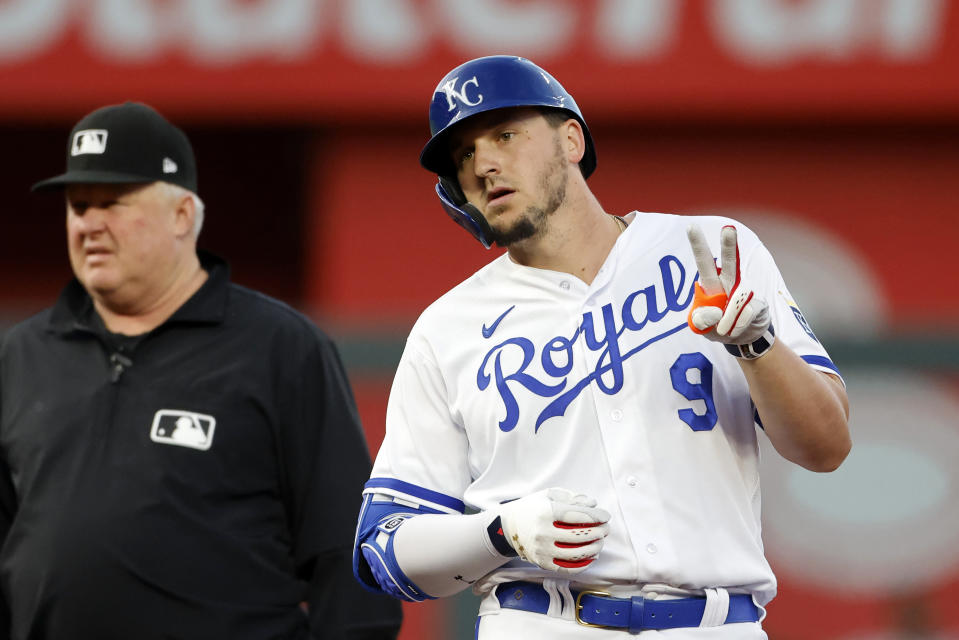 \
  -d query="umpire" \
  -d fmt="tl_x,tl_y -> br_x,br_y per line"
0,102 -> 402,639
